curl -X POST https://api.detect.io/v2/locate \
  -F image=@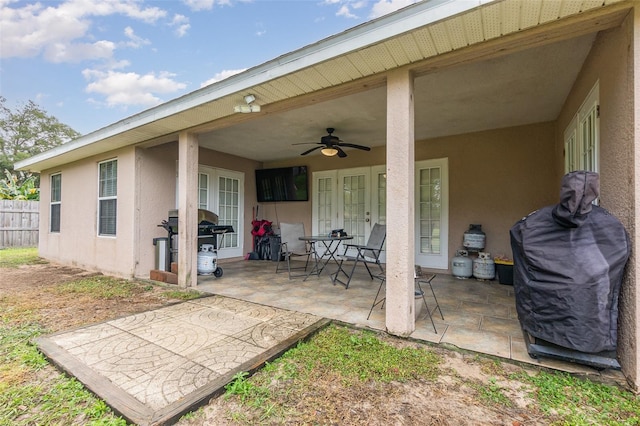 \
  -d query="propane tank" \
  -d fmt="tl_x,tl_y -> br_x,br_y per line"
197,244 -> 217,275
463,224 -> 486,252
473,252 -> 495,280
451,249 -> 473,279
